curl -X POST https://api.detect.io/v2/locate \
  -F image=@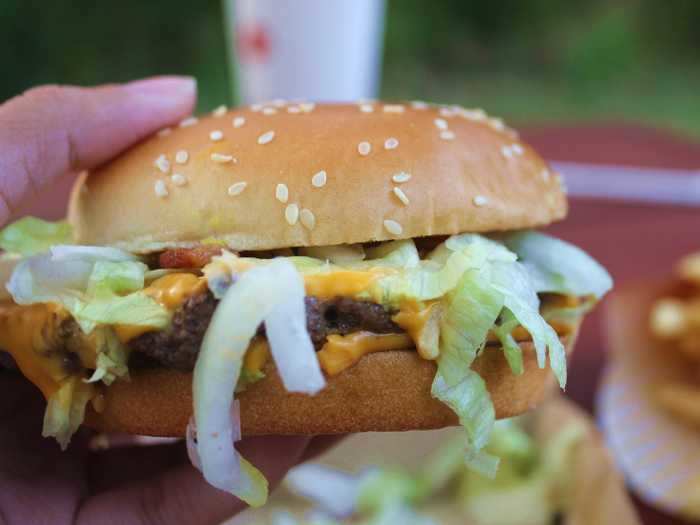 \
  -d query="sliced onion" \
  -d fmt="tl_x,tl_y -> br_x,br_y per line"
193,258 -> 320,505
186,400 -> 240,473
263,261 -> 325,394
285,464 -> 369,518
185,418 -> 201,471
50,245 -> 137,262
